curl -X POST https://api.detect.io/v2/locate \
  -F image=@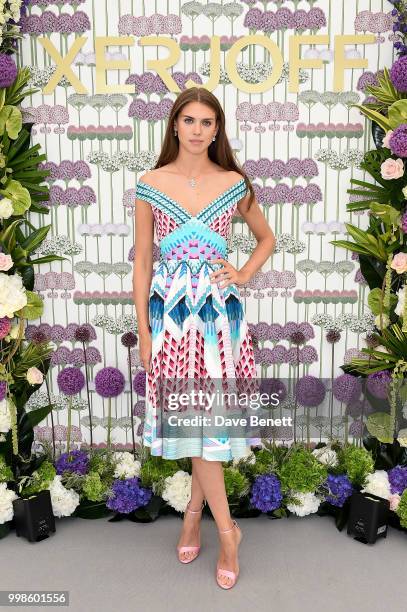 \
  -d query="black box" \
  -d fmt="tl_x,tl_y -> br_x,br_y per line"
13,489 -> 56,542
347,491 -> 389,544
